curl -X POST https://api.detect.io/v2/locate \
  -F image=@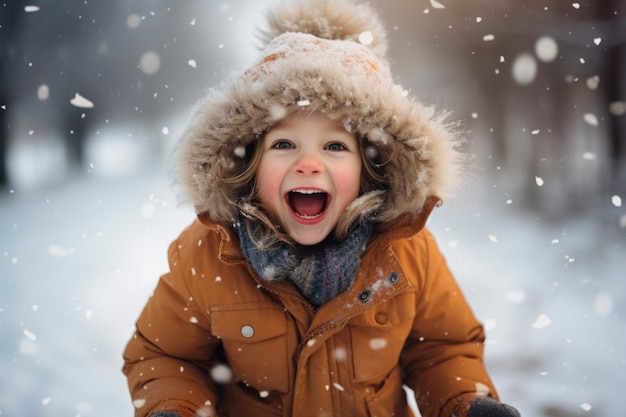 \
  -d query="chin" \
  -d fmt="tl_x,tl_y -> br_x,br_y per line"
289,229 -> 332,246
293,236 -> 326,246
